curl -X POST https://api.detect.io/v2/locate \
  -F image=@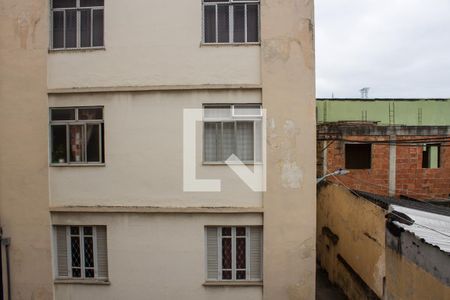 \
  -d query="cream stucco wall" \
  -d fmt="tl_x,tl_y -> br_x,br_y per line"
47,0 -> 260,89
51,212 -> 263,300
385,247 -> 450,300
0,0 -> 53,299
49,89 -> 263,208
261,0 -> 316,299
317,184 -> 386,299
